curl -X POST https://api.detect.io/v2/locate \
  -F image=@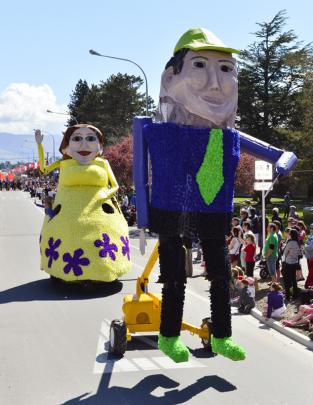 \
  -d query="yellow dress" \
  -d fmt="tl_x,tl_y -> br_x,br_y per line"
38,144 -> 131,282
